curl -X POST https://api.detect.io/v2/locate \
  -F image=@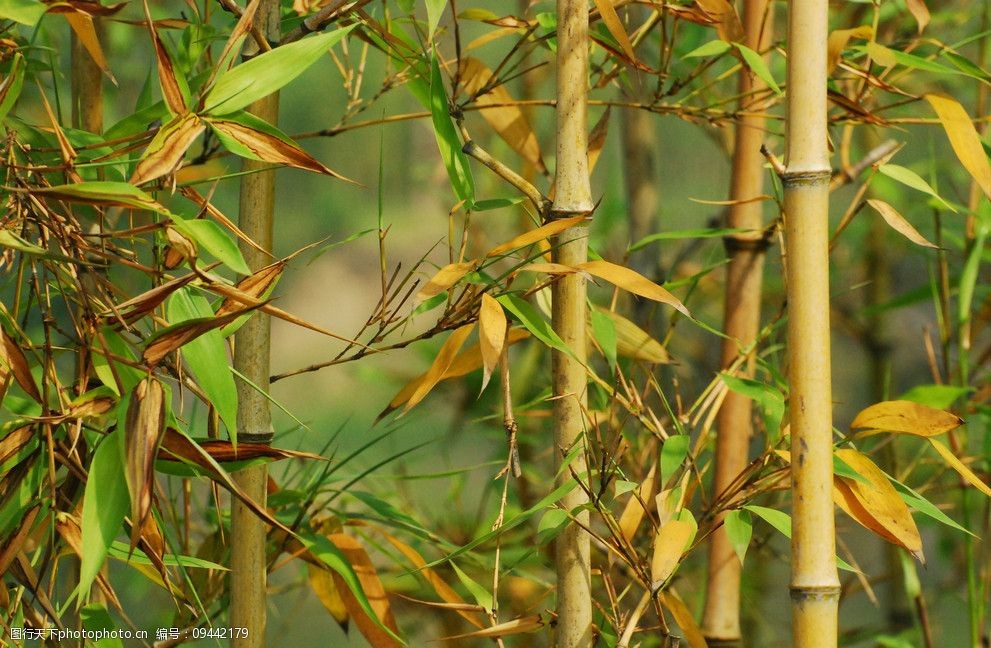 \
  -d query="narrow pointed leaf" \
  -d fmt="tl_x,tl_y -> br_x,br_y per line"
486,215 -> 587,257
578,260 -> 691,316
850,400 -> 963,437
81,428 -> 129,596
130,112 -> 205,185
416,260 -> 479,302
866,199 -> 938,248
593,0 -> 635,60
124,378 -> 165,544
928,438 -> 991,498
404,324 -> 475,411
650,519 -> 694,588
429,51 -> 475,205
925,93 -> 991,201
478,294 -> 506,393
